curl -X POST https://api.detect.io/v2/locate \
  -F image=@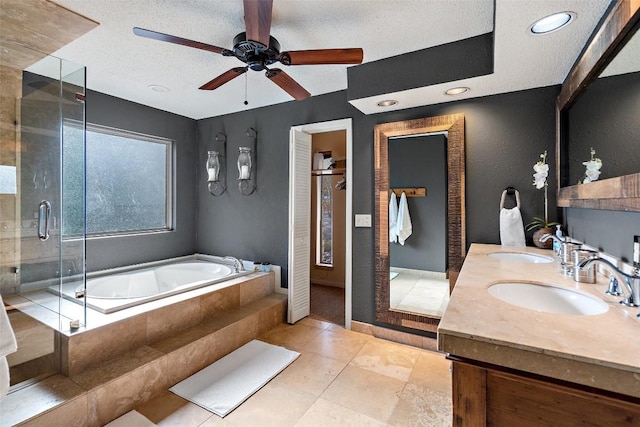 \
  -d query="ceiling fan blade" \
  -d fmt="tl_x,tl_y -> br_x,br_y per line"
278,48 -> 364,66
265,68 -> 310,100
199,67 -> 247,91
133,27 -> 229,55
243,0 -> 273,47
